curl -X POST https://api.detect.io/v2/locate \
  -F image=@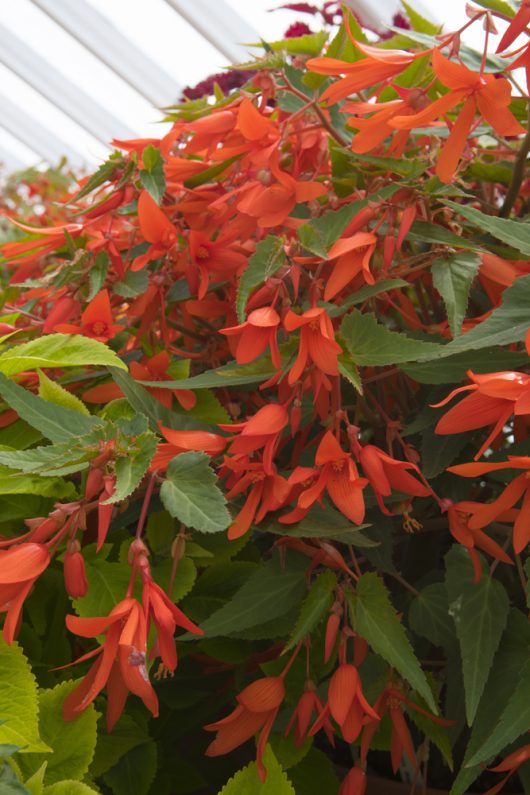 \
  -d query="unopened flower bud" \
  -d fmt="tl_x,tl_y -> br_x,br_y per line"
64,542 -> 88,598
